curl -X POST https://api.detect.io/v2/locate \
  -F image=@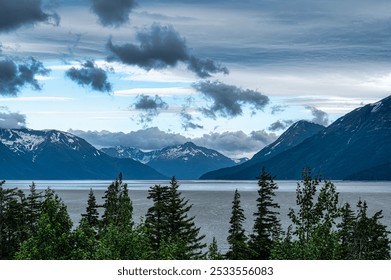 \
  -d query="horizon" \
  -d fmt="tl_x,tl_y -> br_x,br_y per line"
1,0 -> 391,158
